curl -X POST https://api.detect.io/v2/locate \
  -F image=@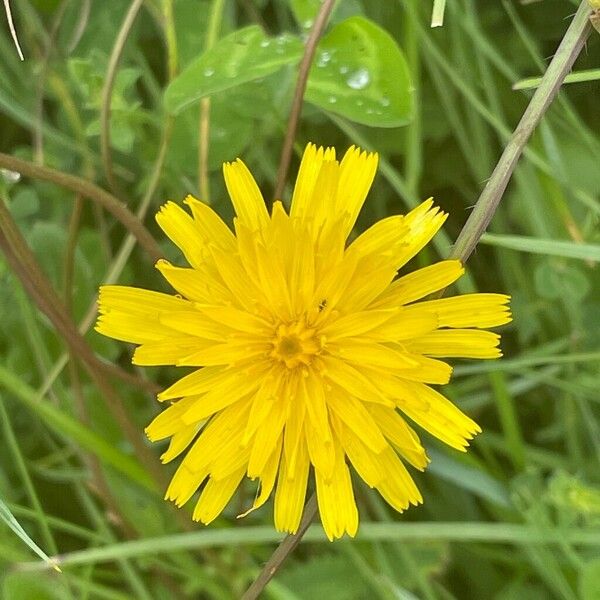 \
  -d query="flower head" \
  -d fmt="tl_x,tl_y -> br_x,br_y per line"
96,143 -> 511,540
